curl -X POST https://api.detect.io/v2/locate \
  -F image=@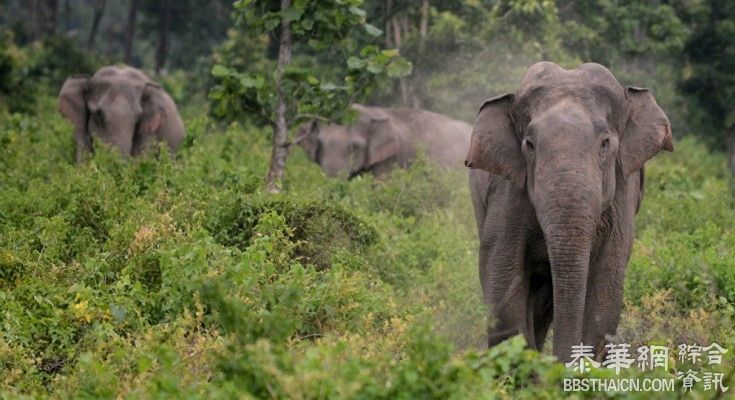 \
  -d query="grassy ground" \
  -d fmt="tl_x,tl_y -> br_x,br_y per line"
1,98 -> 734,398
